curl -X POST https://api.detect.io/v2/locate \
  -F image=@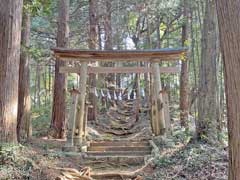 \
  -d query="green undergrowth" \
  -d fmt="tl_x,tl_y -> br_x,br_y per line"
0,142 -> 65,180
0,144 -> 37,180
32,104 -> 52,137
150,130 -> 228,180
